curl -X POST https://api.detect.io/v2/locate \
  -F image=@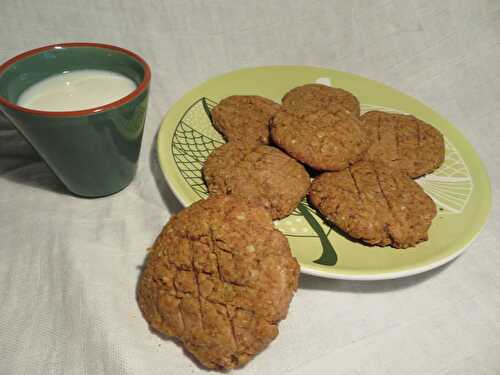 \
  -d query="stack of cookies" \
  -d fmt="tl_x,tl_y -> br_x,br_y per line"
136,83 -> 445,369
207,83 -> 444,248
